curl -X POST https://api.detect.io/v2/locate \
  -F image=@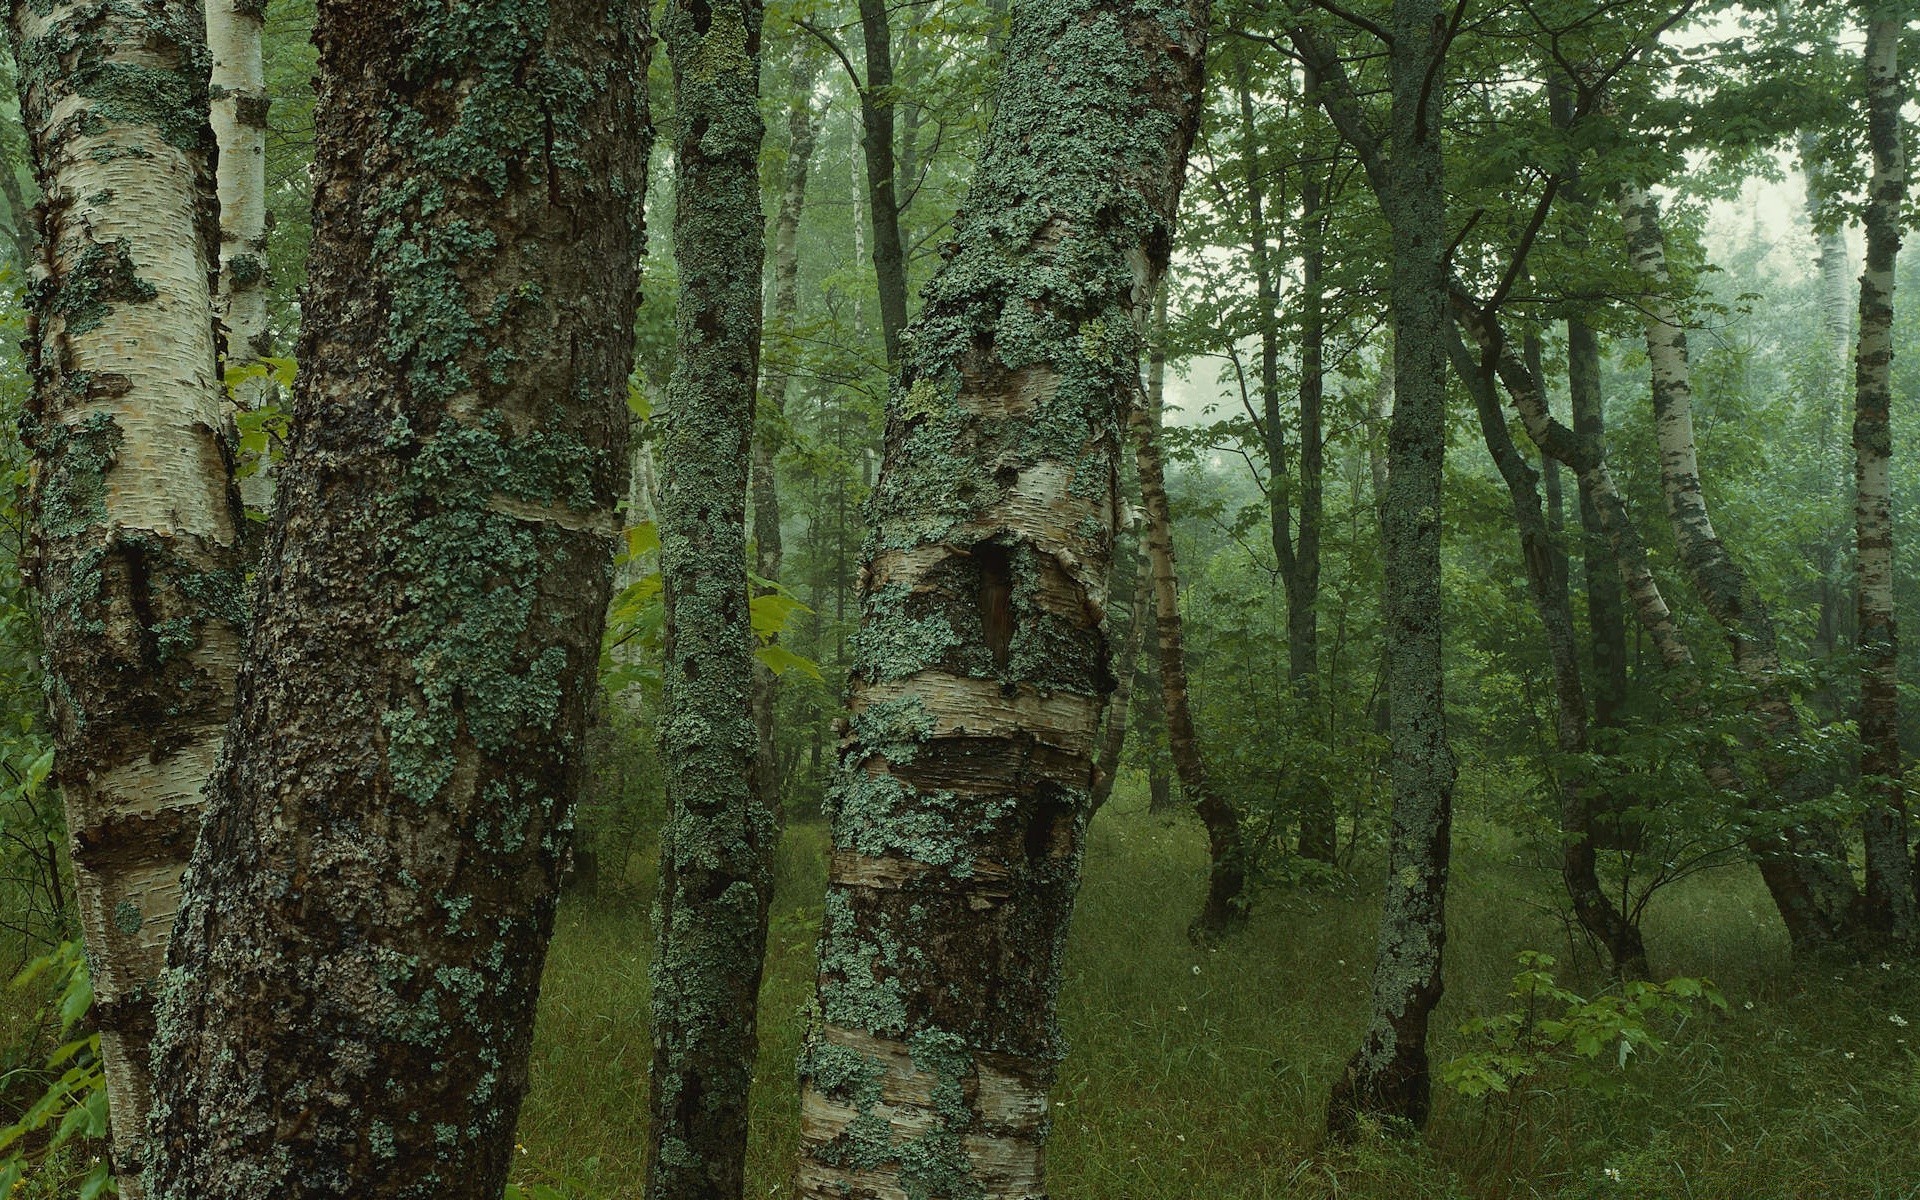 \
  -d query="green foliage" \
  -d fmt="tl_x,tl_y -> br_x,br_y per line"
0,943 -> 110,1200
